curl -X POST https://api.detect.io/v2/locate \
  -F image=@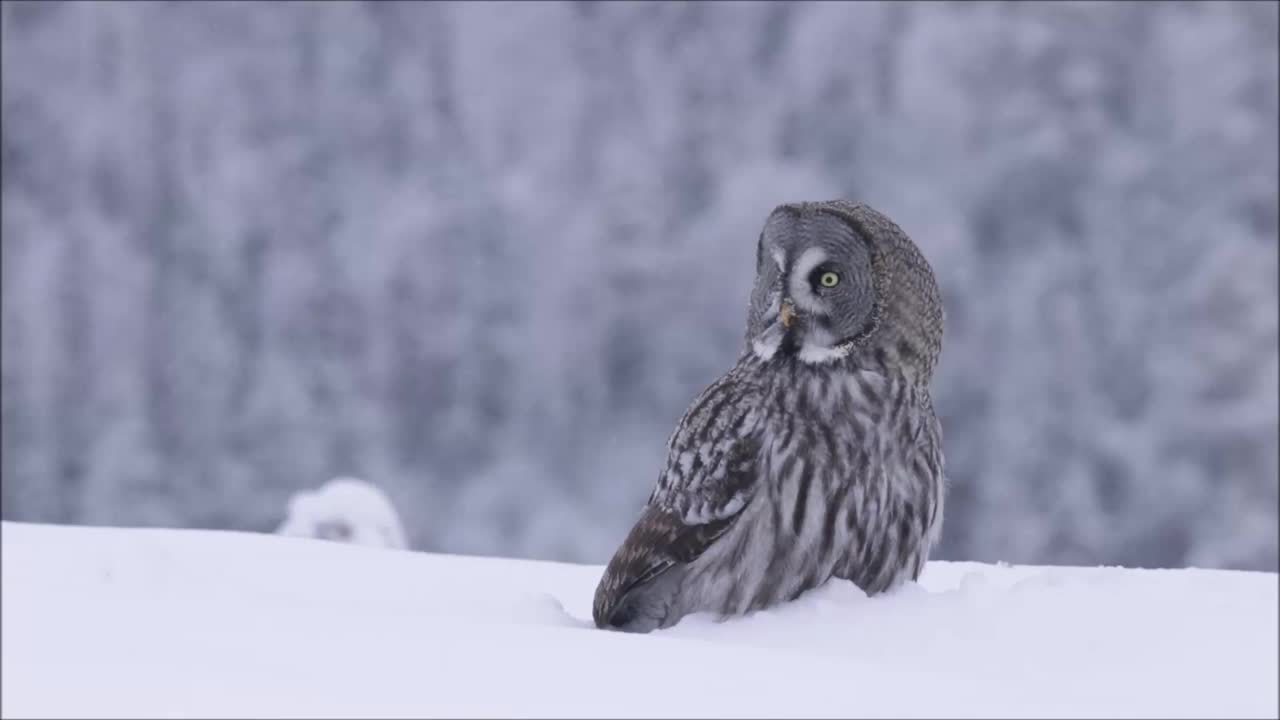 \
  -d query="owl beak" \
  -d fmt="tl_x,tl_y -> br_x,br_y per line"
780,299 -> 796,330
